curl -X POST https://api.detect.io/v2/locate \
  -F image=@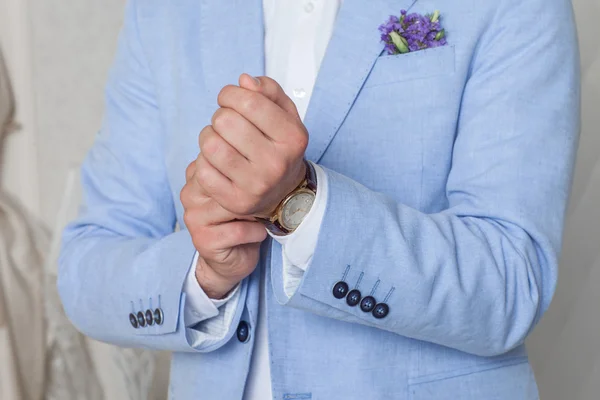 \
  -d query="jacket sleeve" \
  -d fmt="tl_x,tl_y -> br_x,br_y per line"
272,0 -> 580,357
57,0 -> 246,353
